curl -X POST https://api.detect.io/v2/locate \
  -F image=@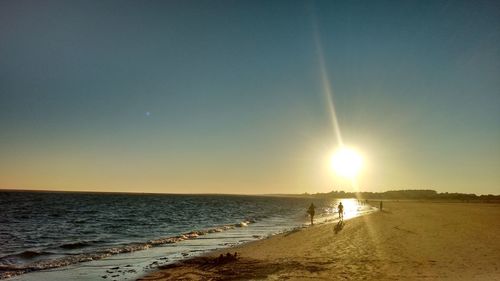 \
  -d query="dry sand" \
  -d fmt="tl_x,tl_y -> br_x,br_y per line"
138,202 -> 500,280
